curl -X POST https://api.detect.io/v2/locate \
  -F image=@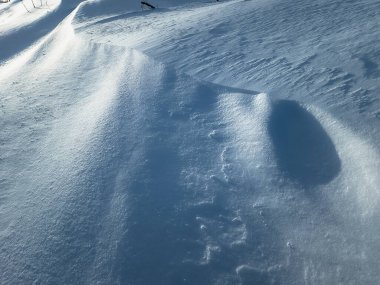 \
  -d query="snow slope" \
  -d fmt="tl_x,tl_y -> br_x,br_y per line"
0,0 -> 61,35
0,0 -> 379,284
